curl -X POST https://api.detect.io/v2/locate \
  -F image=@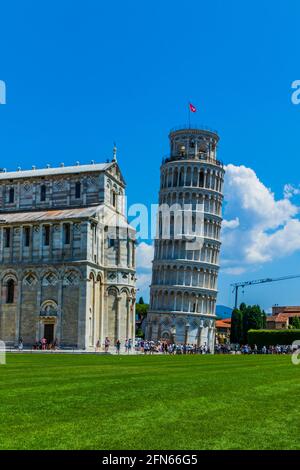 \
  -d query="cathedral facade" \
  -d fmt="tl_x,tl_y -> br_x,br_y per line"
147,128 -> 225,351
0,154 -> 136,349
